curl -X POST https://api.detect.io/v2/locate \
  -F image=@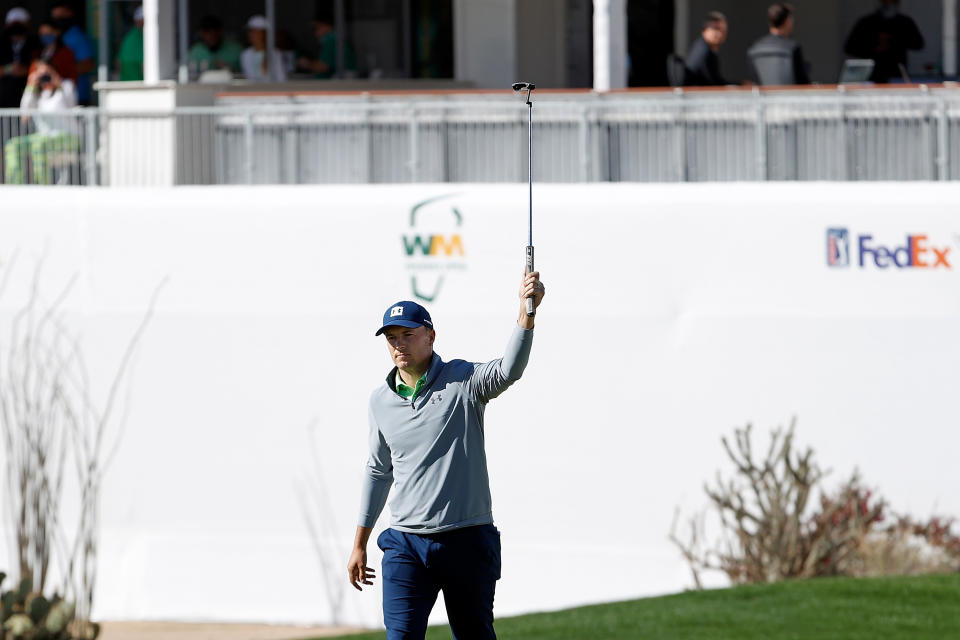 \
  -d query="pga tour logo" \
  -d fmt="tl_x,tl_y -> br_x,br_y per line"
826,227 -> 952,270
390,305 -> 405,317
826,228 -> 850,267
